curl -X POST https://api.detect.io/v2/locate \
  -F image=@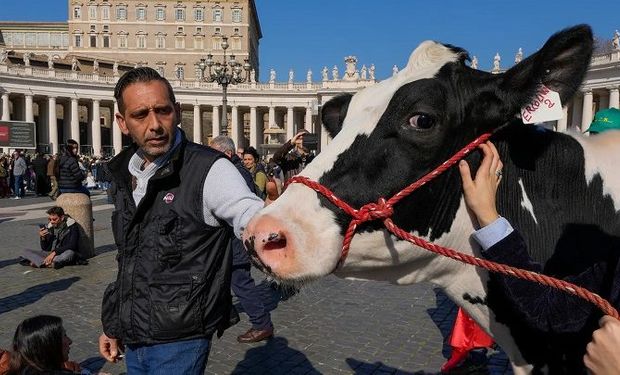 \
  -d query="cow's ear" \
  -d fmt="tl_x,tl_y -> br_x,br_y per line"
500,24 -> 593,112
321,93 -> 353,138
